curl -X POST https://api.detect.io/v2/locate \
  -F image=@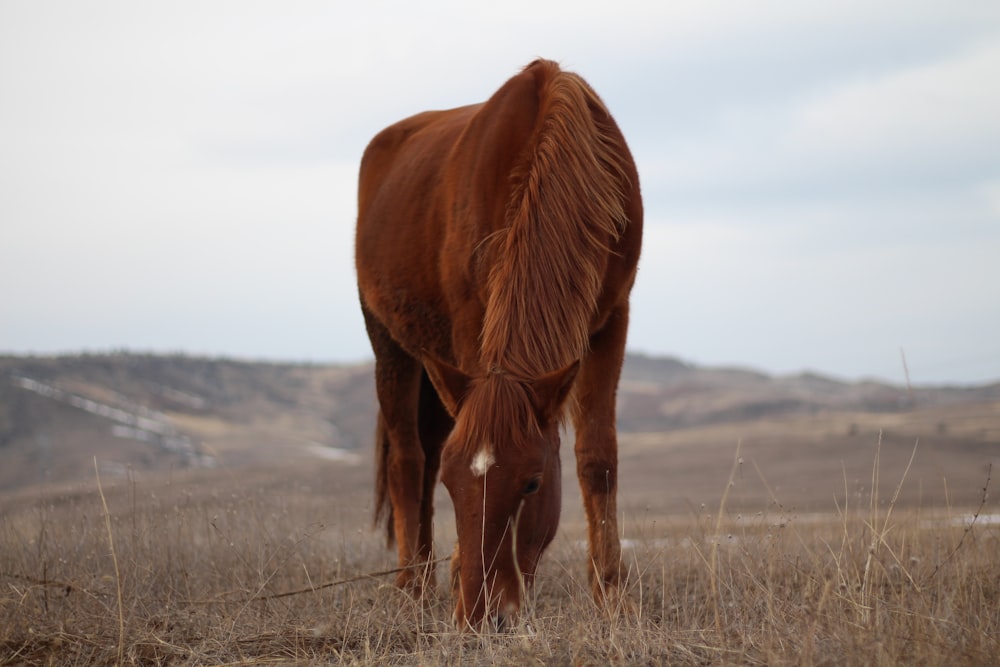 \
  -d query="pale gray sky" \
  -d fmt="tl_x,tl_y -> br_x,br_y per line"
2,1 -> 999,384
